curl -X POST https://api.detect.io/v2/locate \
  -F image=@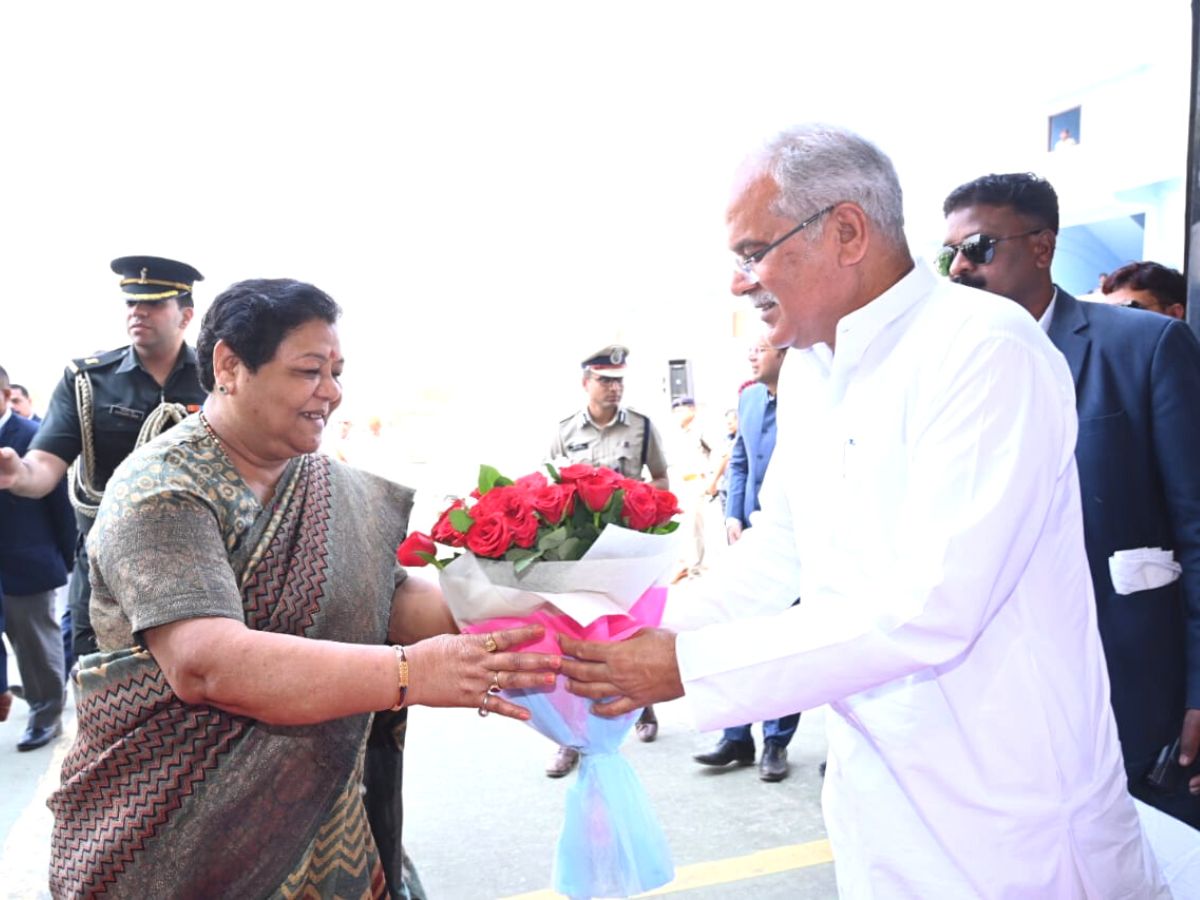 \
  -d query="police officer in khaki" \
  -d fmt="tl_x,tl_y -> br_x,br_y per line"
545,344 -> 670,777
549,345 -> 669,488
0,256 -> 207,662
